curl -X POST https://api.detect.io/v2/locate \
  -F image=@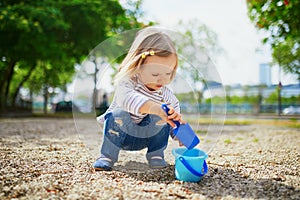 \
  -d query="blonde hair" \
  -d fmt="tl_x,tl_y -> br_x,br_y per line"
114,27 -> 178,85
